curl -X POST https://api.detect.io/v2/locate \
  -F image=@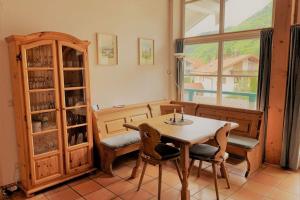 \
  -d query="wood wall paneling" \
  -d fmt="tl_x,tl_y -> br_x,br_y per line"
266,0 -> 295,164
